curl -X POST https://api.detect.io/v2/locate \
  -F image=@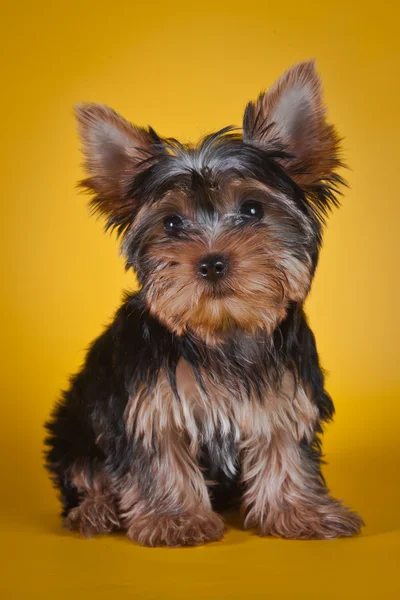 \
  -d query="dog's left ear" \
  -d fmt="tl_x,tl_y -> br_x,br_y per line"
243,60 -> 342,192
